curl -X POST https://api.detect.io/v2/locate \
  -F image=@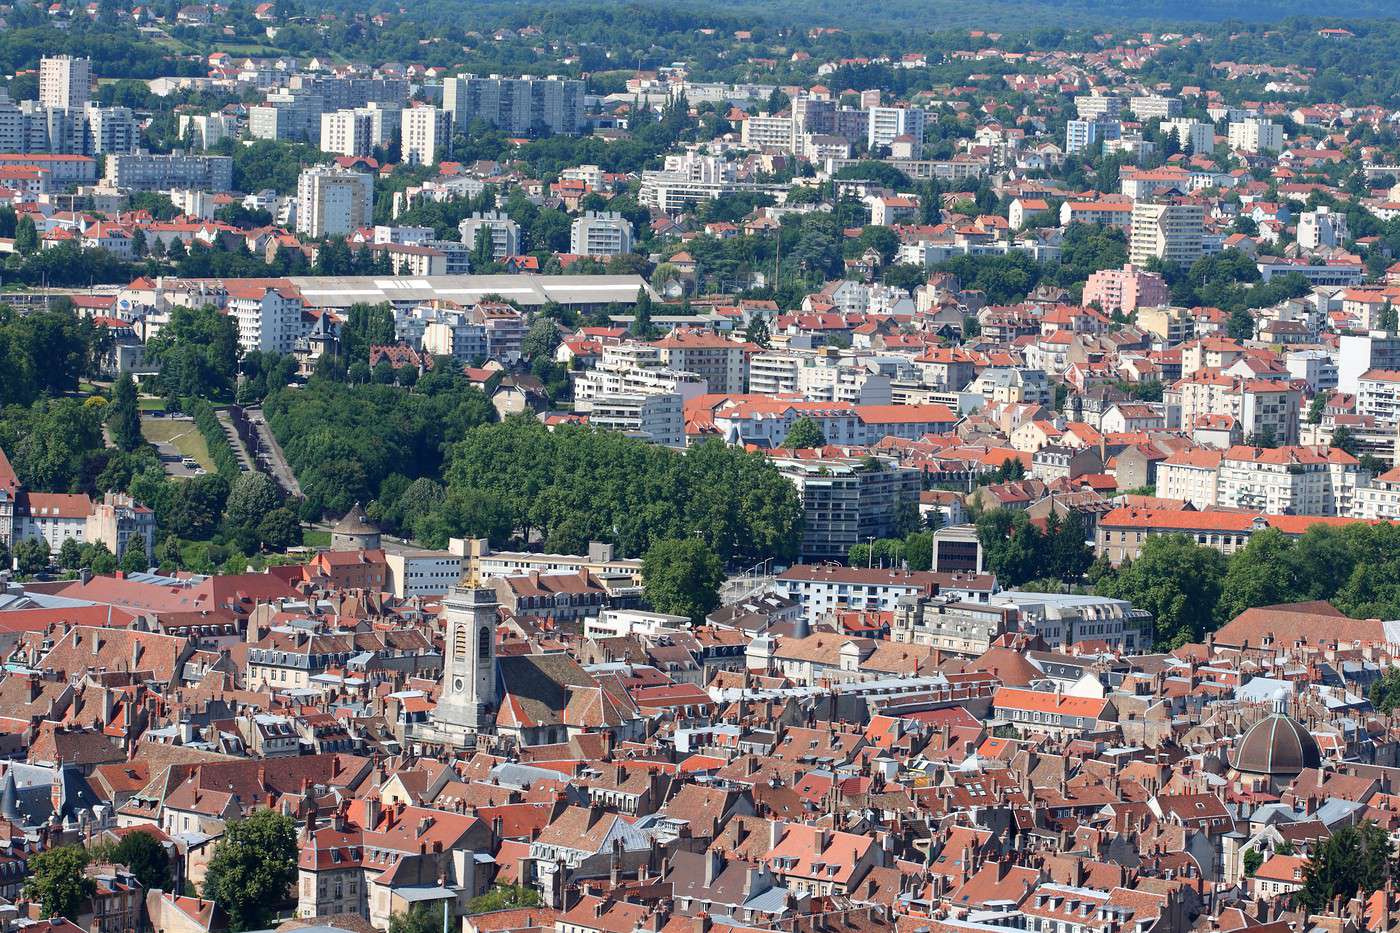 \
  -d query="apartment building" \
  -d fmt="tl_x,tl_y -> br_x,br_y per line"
39,55 -> 90,109
1060,199 -> 1134,229
992,591 -> 1152,654
473,302 -> 527,363
1228,118 -> 1285,153
1161,119 -> 1215,155
655,331 -> 749,394
1137,306 -> 1196,345
227,281 -> 308,354
458,211 -> 521,260
1130,200 -> 1204,267
570,211 -> 634,257
773,566 -> 990,625
1169,374 -> 1301,444
398,303 -> 488,361
966,368 -> 1053,406
1129,95 -> 1182,119
1297,206 -> 1349,250
5,489 -> 154,559
1066,117 -> 1119,155
178,112 -> 240,149
1339,332 -> 1400,394
774,454 -> 923,561
891,594 -> 1015,656
296,164 -> 374,237
740,114 -> 795,150
587,392 -> 684,446
384,549 -> 465,598
401,106 -> 451,165
1082,264 -> 1170,314
1217,445 -> 1365,516
320,105 -> 400,159
867,106 -> 925,149
441,74 -> 585,135
451,537 -> 642,584
104,153 -> 234,192
1358,369 -> 1400,425
573,344 -> 708,406
1074,93 -> 1123,120
320,108 -> 374,157
1353,467 -> 1400,520
1157,448 -> 1223,508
